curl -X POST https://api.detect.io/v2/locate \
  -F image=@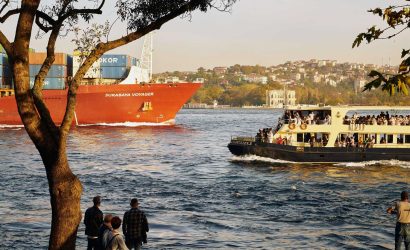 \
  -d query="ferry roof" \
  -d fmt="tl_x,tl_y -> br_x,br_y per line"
285,105 -> 410,112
